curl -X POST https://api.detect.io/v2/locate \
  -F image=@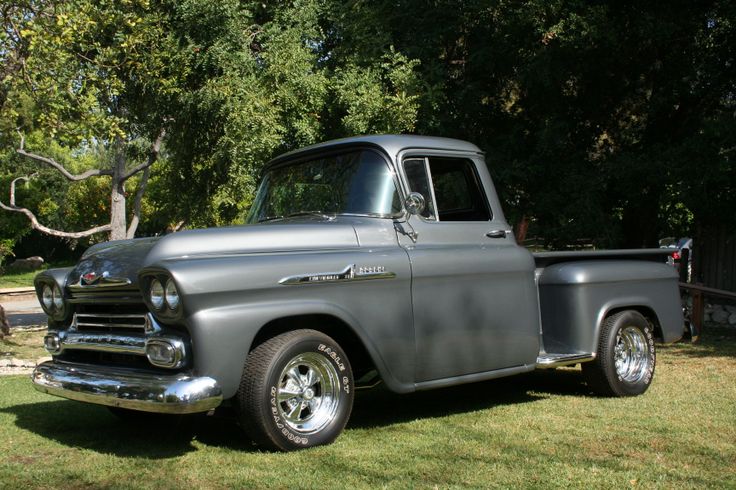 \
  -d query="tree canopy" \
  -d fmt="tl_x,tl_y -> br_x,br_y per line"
1,0 -> 733,260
